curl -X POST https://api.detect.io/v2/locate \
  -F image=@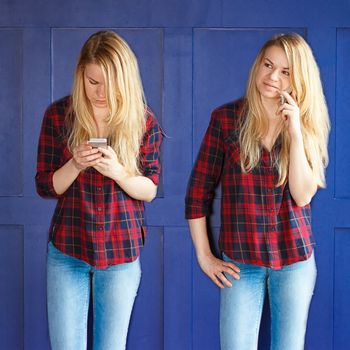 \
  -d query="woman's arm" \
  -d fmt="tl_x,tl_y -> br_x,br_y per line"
93,113 -> 162,202
93,146 -> 157,202
52,159 -> 80,195
188,217 -> 240,289
288,134 -> 317,206
115,175 -> 157,202
185,110 -> 239,288
279,91 -> 318,206
36,101 -> 75,199
52,144 -> 102,195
